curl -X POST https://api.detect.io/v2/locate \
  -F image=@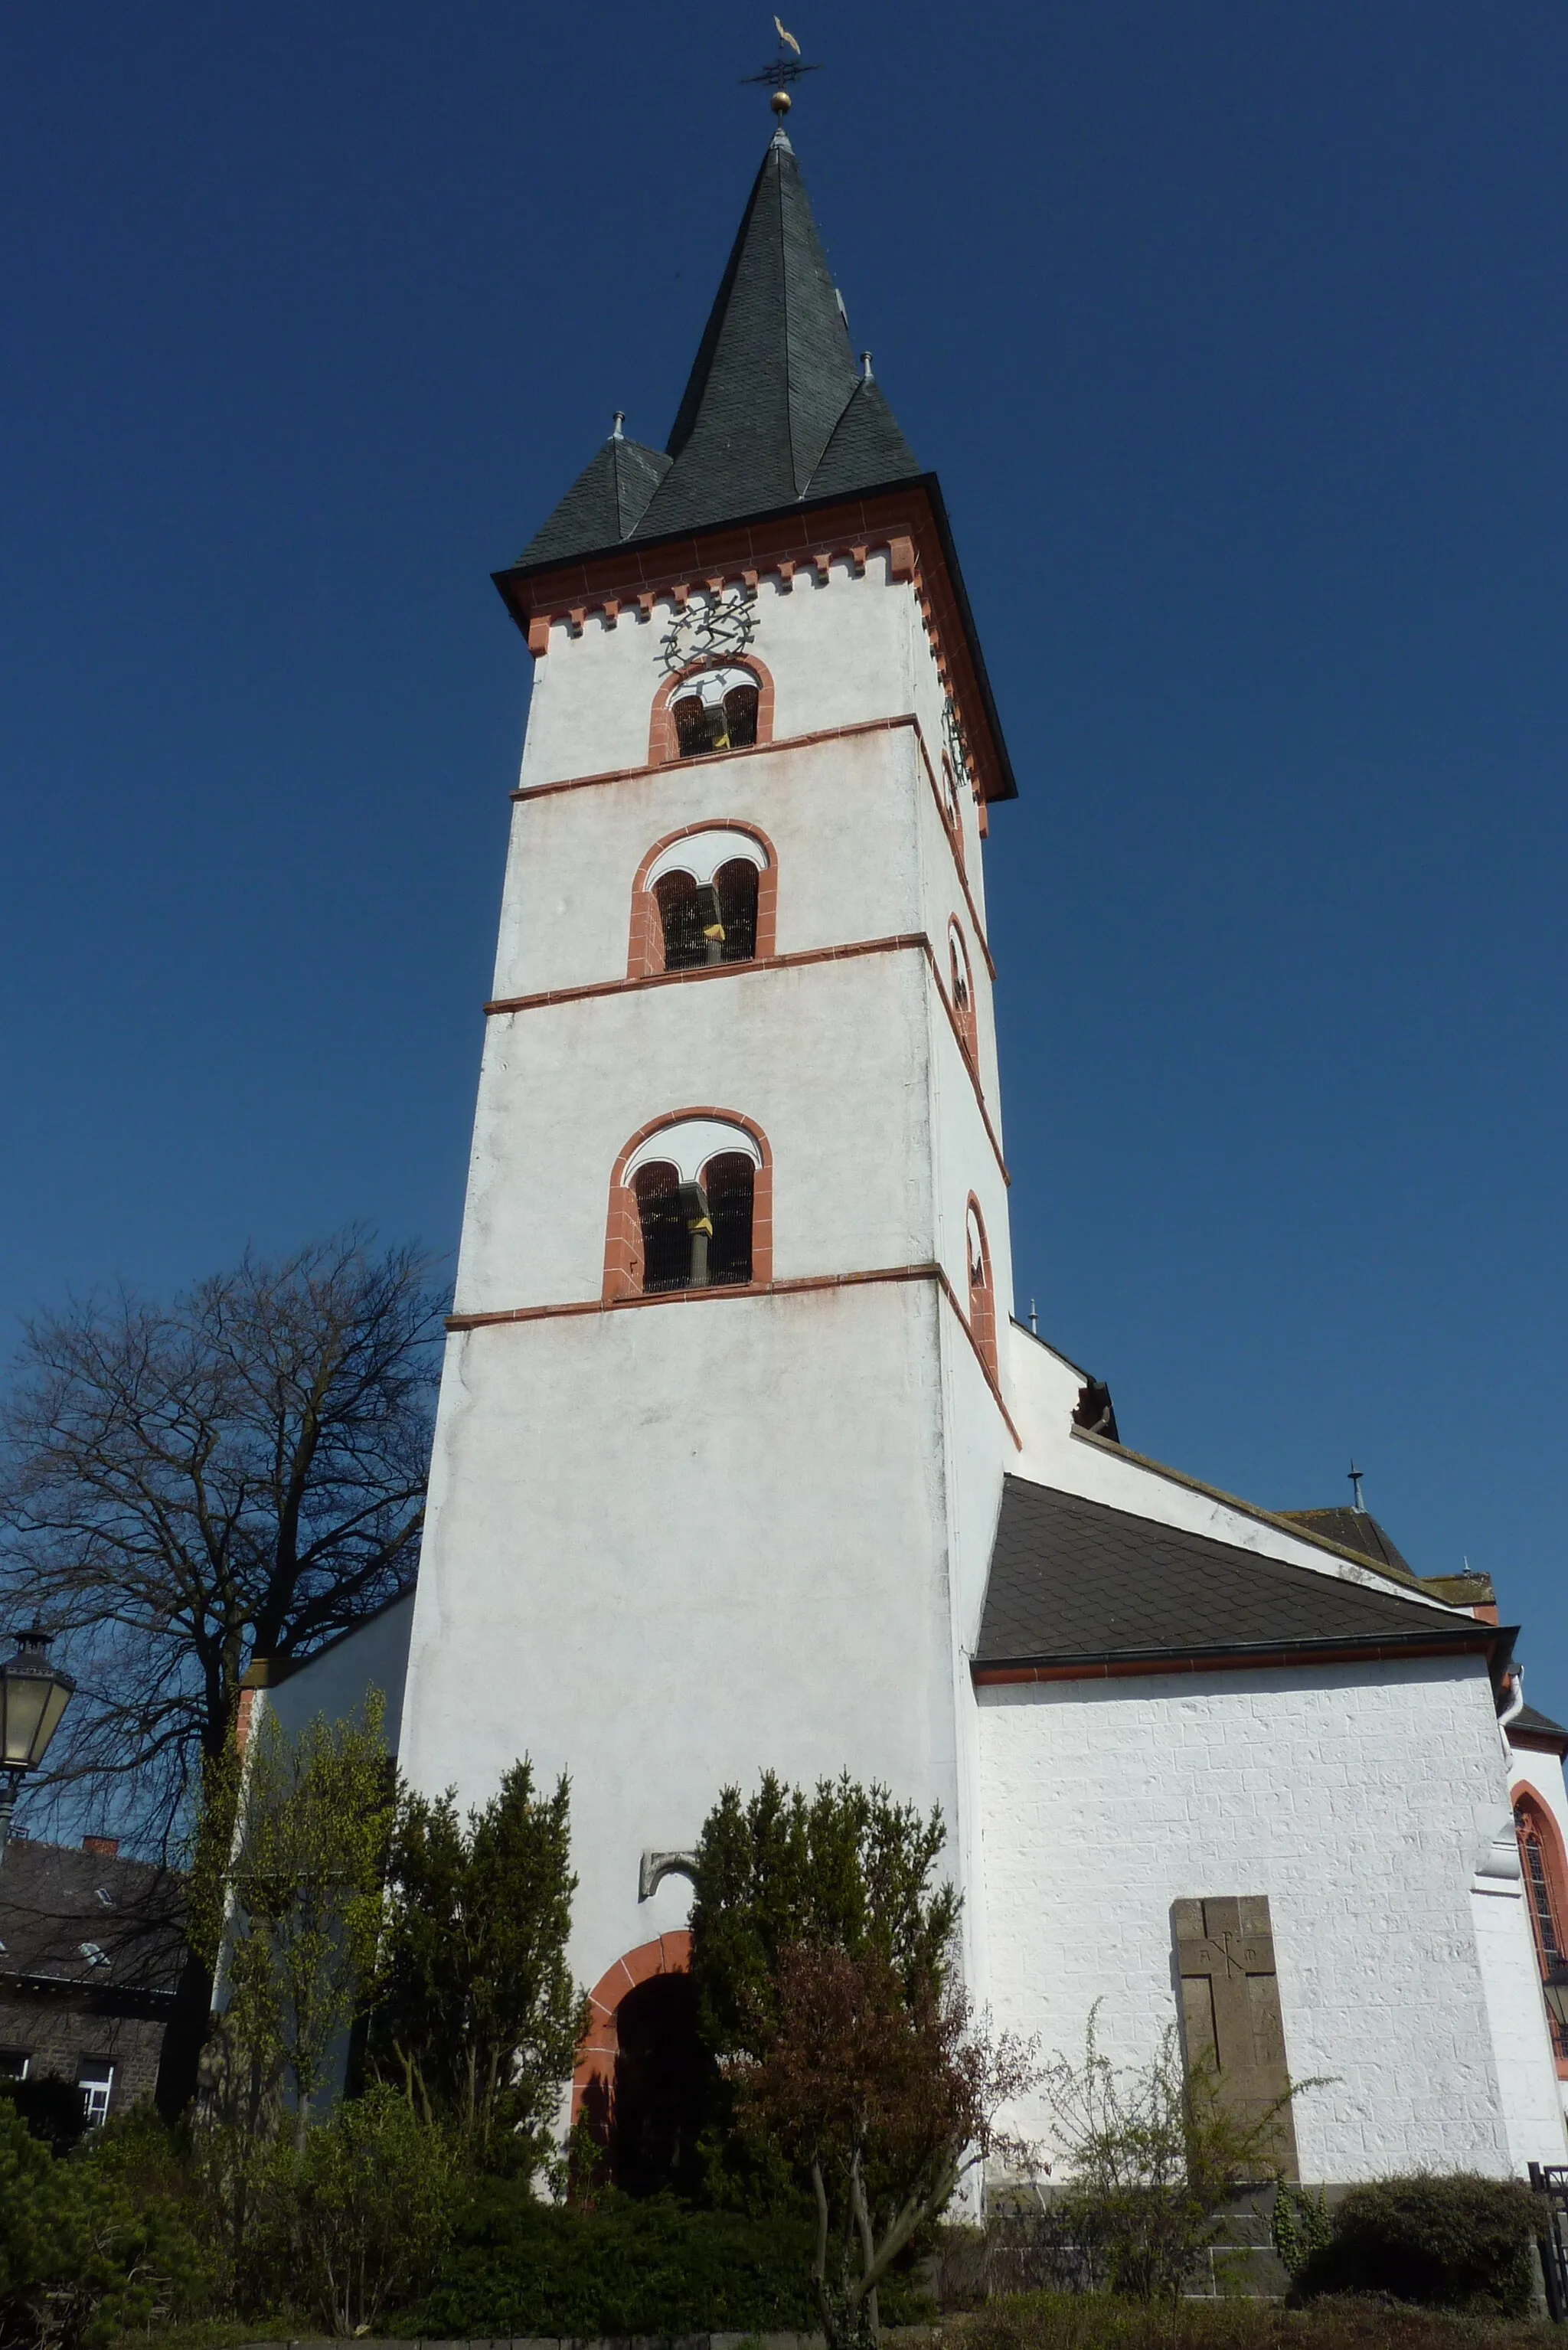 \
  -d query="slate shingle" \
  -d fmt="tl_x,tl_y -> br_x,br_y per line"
975,1478 -> 1494,1671
511,128 -> 920,569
